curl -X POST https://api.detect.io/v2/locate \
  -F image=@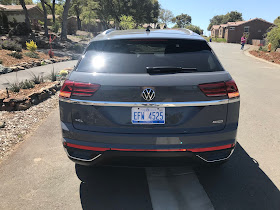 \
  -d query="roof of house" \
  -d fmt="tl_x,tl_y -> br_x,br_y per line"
0,4 -> 37,11
226,18 -> 274,28
47,15 -> 60,19
211,25 -> 220,30
219,24 -> 228,28
93,29 -> 204,42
